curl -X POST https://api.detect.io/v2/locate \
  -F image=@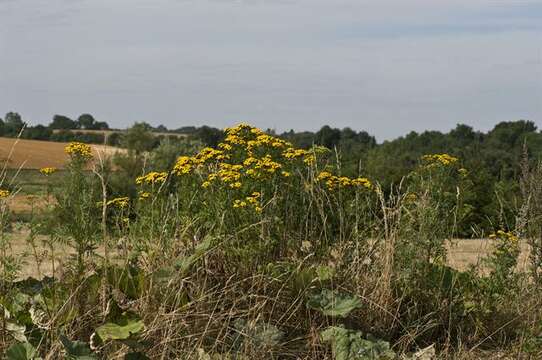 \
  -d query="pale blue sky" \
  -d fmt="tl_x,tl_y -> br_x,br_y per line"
0,0 -> 540,140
